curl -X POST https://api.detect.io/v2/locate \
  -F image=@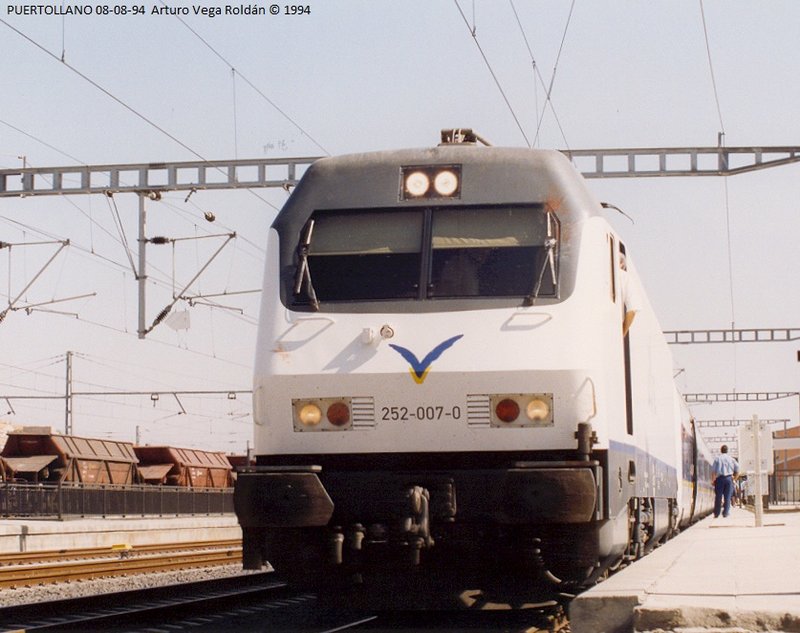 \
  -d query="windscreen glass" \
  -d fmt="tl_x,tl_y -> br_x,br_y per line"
430,207 -> 550,298
307,210 -> 423,301
295,205 -> 556,305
